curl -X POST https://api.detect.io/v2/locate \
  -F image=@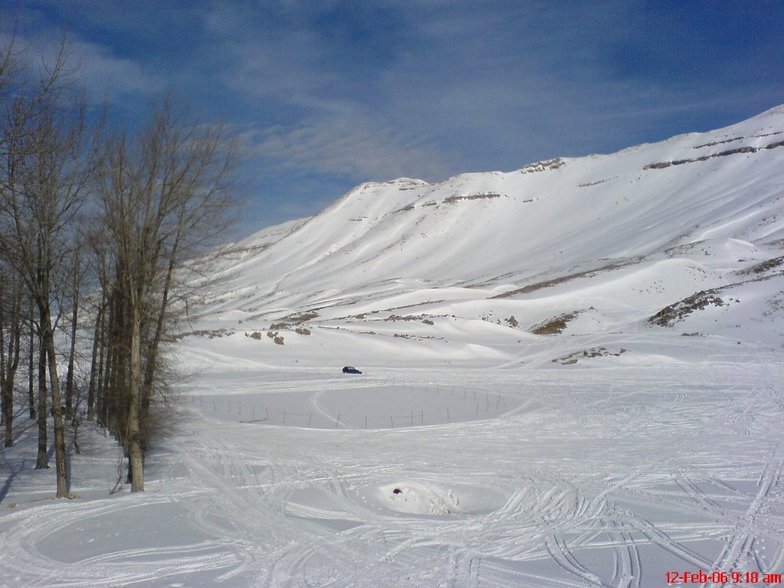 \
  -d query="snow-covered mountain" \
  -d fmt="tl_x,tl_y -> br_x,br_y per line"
180,105 -> 784,368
